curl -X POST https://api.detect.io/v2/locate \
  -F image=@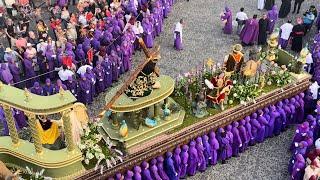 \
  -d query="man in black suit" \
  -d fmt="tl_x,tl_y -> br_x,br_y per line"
292,0 -> 304,14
